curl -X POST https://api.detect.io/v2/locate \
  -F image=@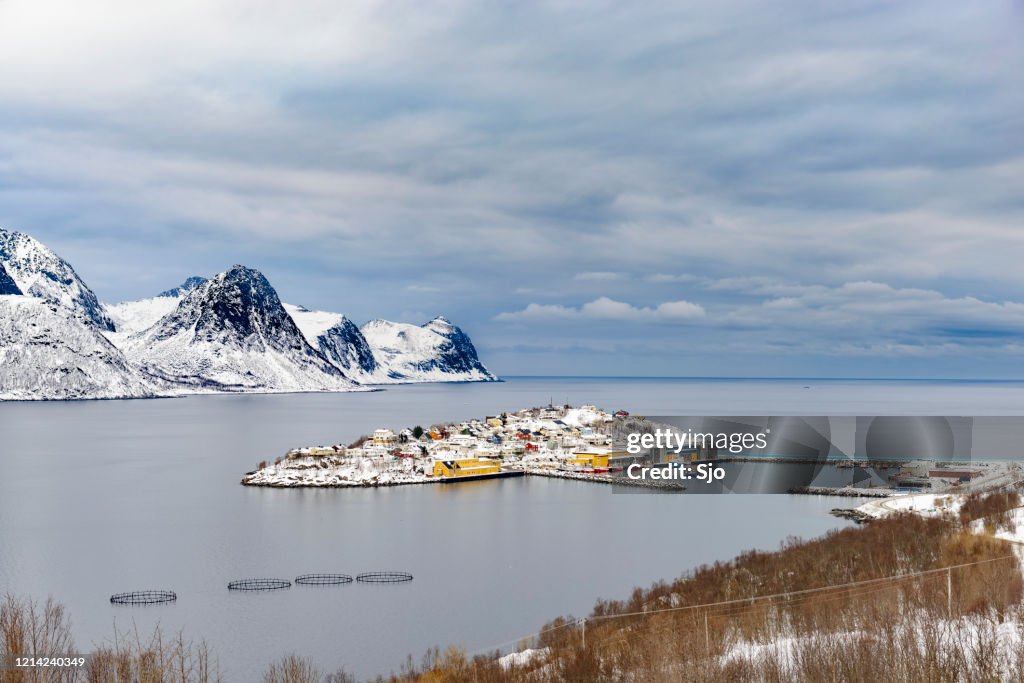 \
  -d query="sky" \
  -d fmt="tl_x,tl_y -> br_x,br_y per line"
0,0 -> 1022,378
